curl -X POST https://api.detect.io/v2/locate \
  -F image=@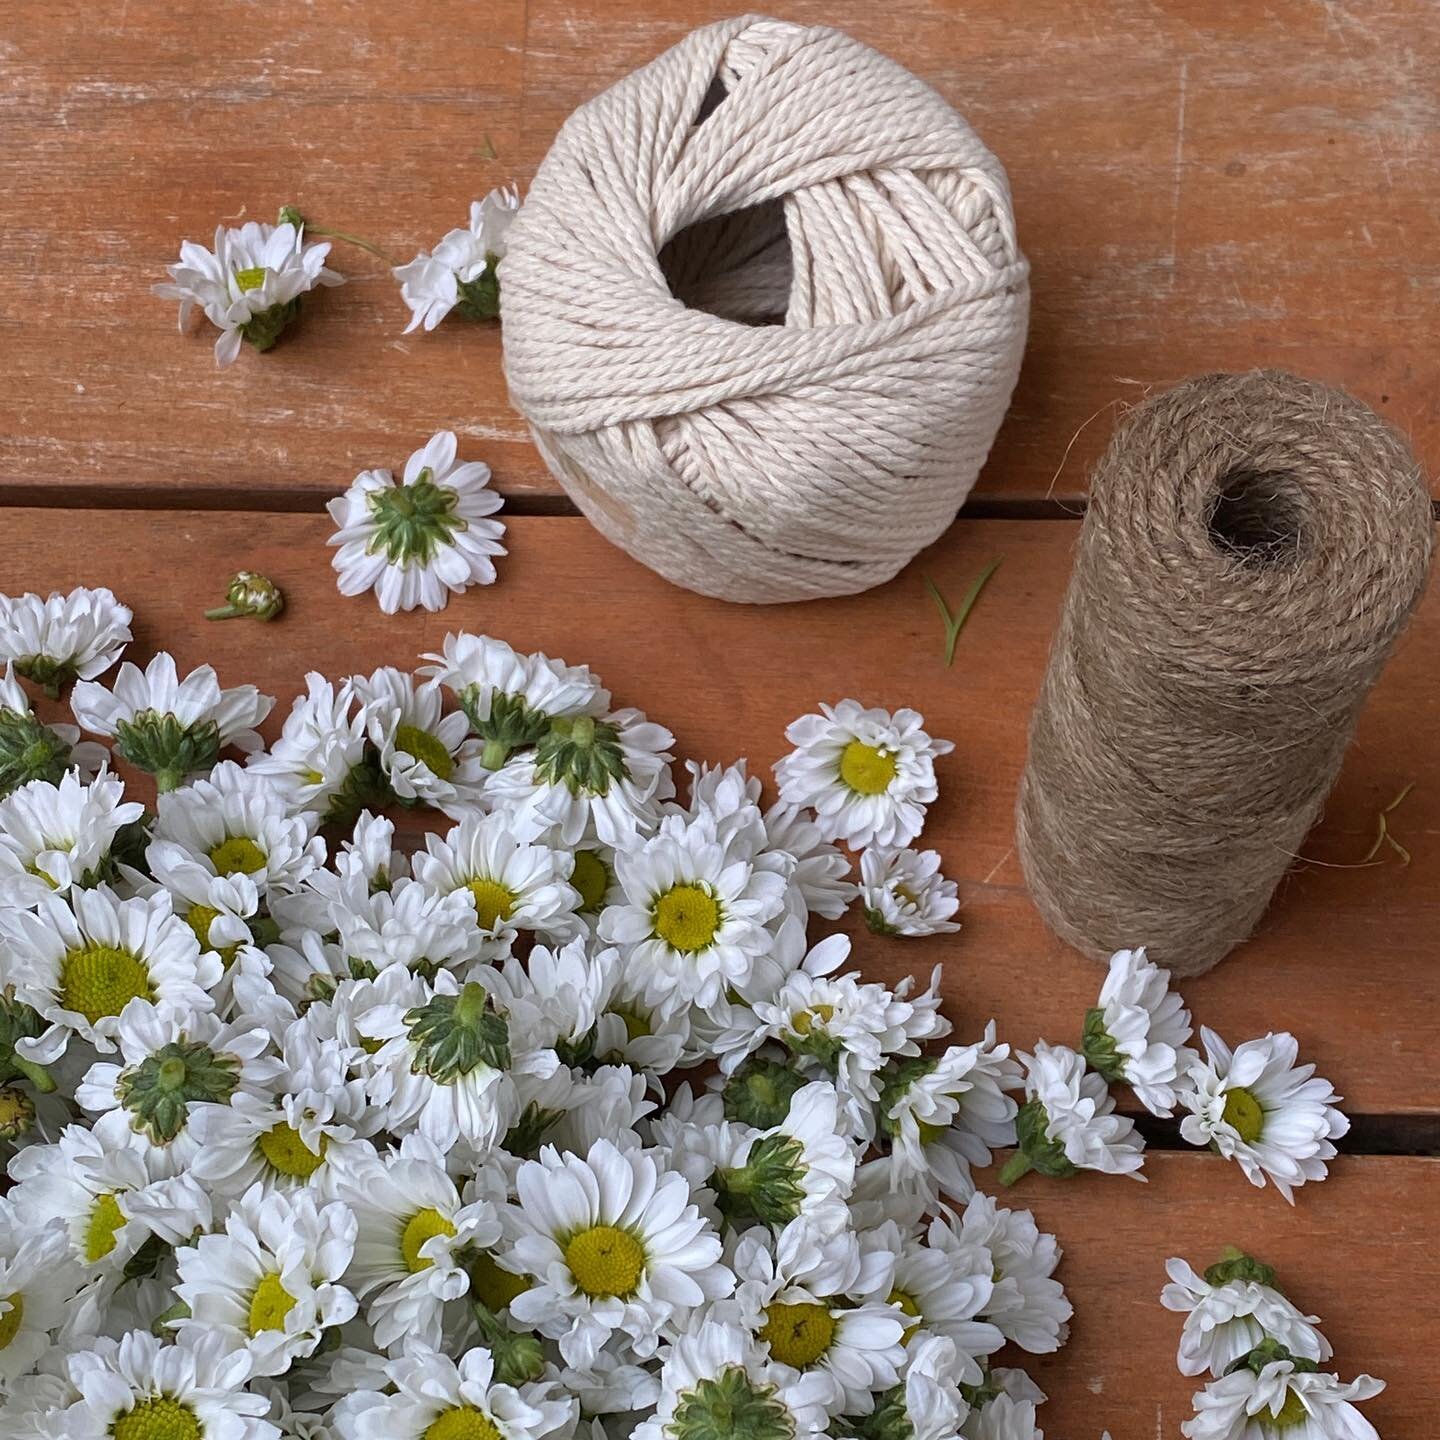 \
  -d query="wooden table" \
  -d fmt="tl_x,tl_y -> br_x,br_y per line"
4,2 -> 1436,1433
